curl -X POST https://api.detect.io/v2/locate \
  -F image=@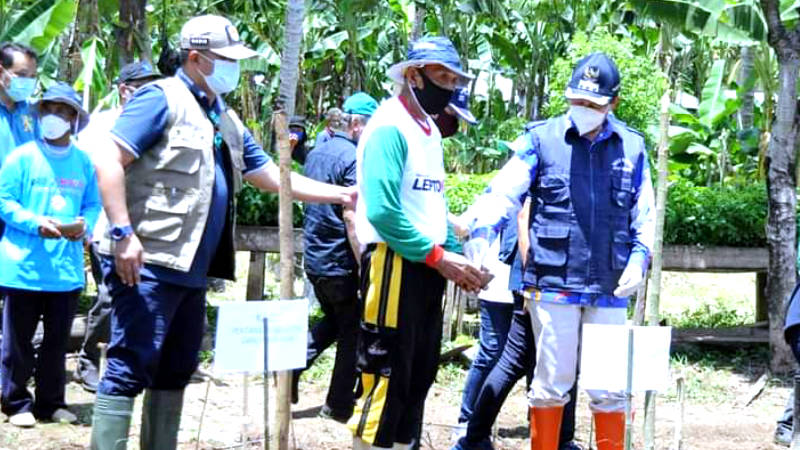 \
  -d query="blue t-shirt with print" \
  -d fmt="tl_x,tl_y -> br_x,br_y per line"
0,140 -> 102,291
